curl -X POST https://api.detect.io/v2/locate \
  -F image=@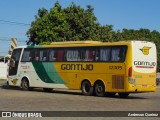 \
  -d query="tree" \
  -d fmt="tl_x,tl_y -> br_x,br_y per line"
26,2 -> 100,44
27,2 -> 70,45
99,25 -> 114,42
36,8 -> 48,18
